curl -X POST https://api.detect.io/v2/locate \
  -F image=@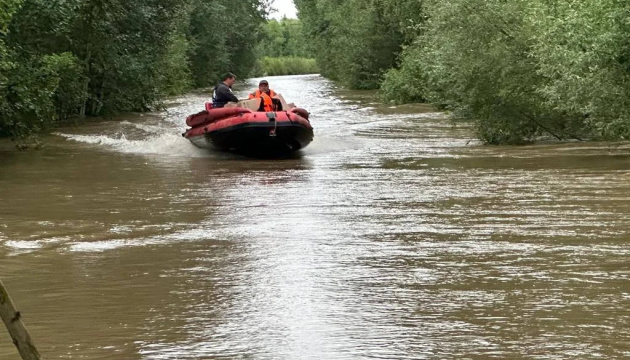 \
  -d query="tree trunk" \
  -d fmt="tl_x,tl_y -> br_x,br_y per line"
0,280 -> 42,360
80,49 -> 92,118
